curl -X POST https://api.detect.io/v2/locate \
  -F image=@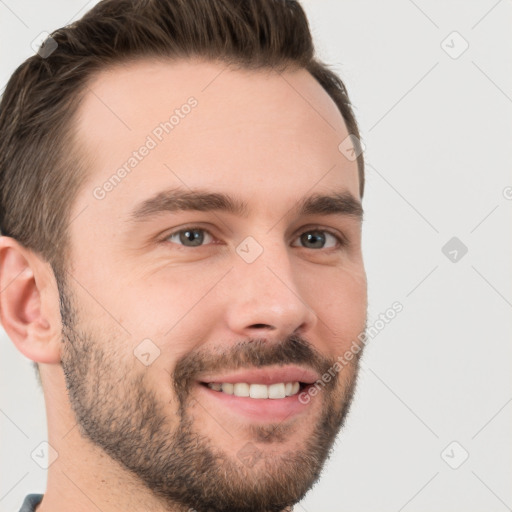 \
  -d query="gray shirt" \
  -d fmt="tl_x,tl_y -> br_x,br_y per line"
18,494 -> 43,512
